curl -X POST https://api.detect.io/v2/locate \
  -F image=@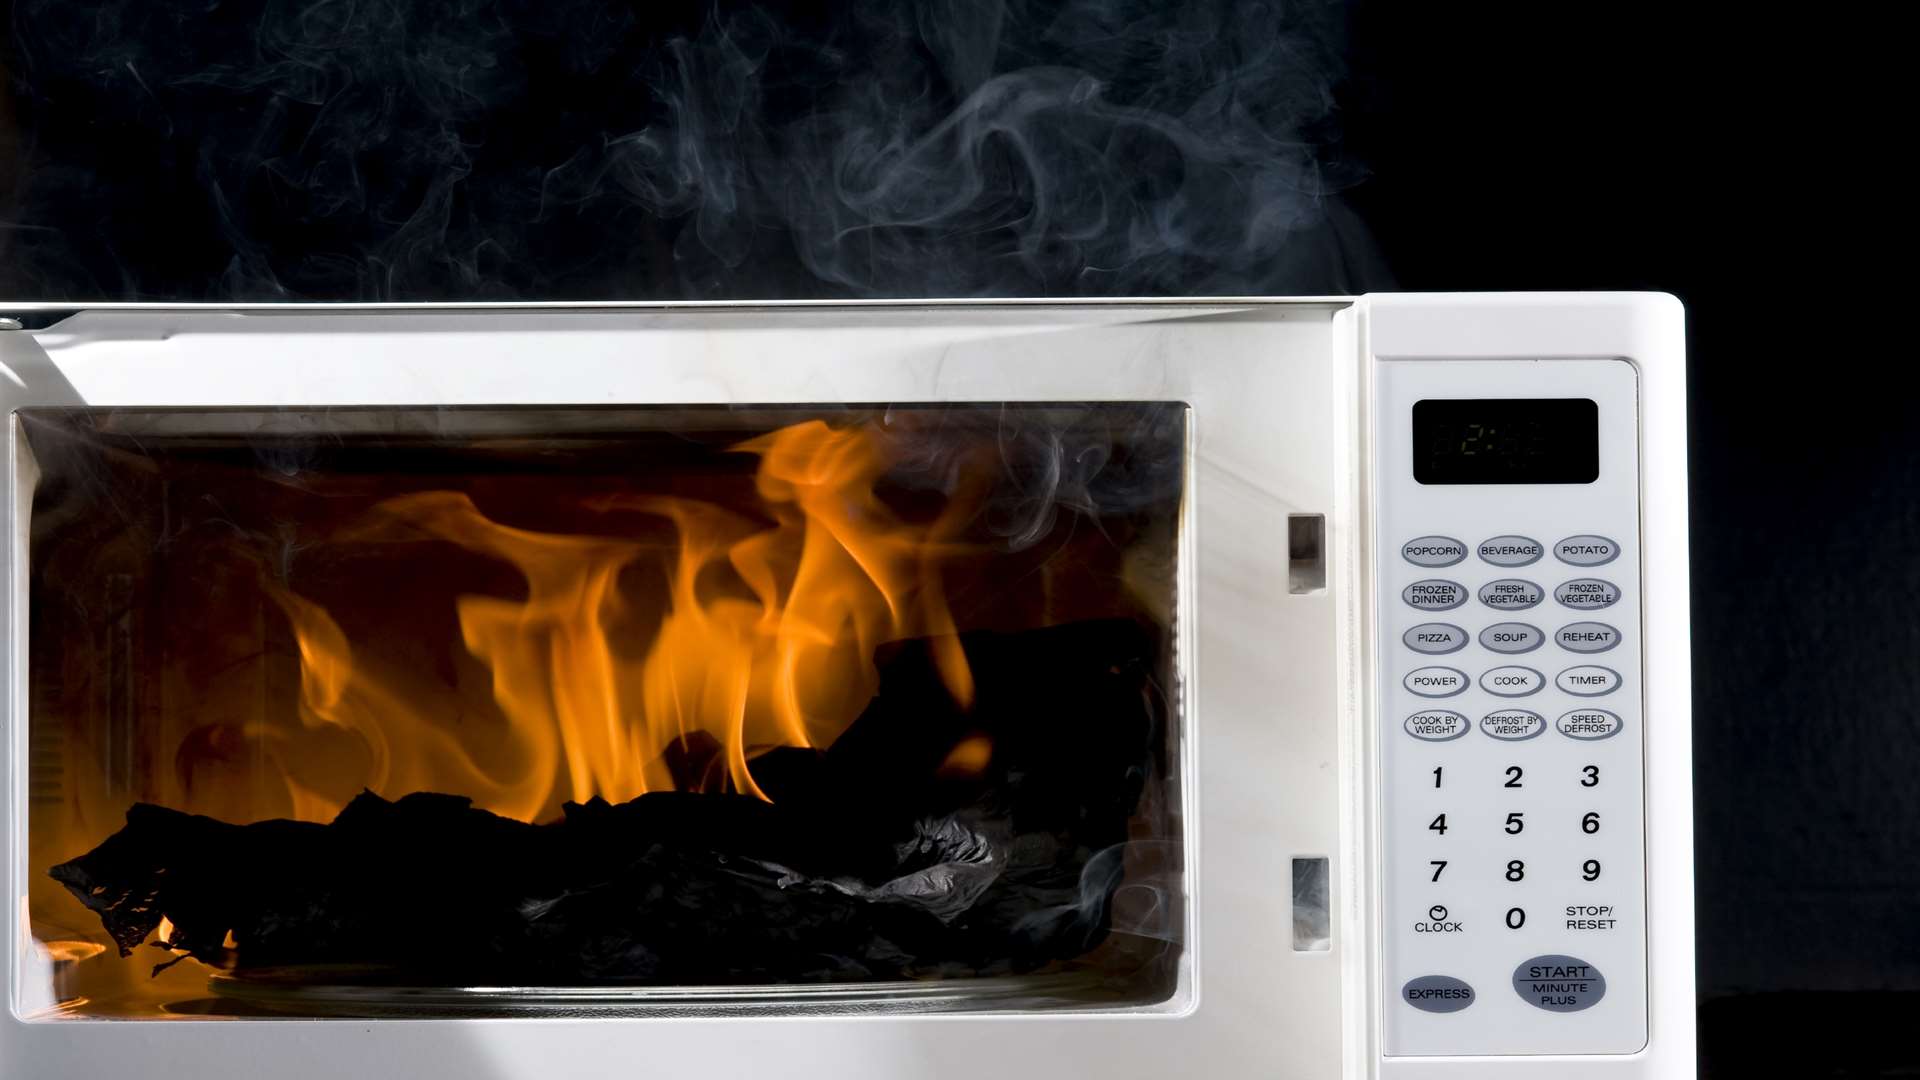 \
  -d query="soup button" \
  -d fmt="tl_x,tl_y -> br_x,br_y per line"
1480,666 -> 1544,697
1404,667 -> 1468,697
